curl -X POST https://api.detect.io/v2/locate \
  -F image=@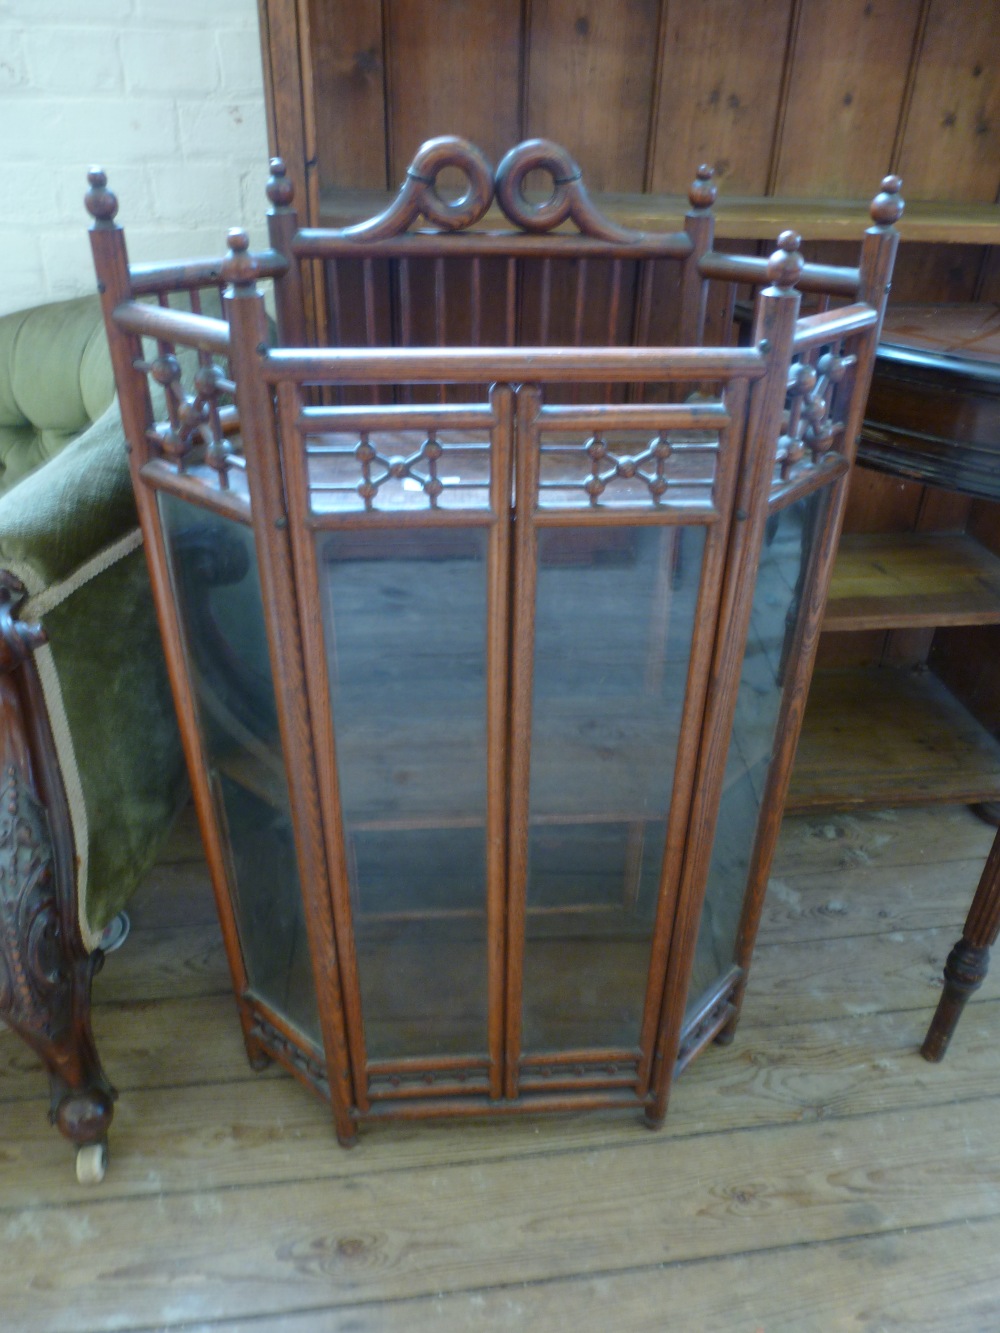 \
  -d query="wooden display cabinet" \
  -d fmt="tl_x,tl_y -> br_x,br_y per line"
86,139 -> 899,1141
